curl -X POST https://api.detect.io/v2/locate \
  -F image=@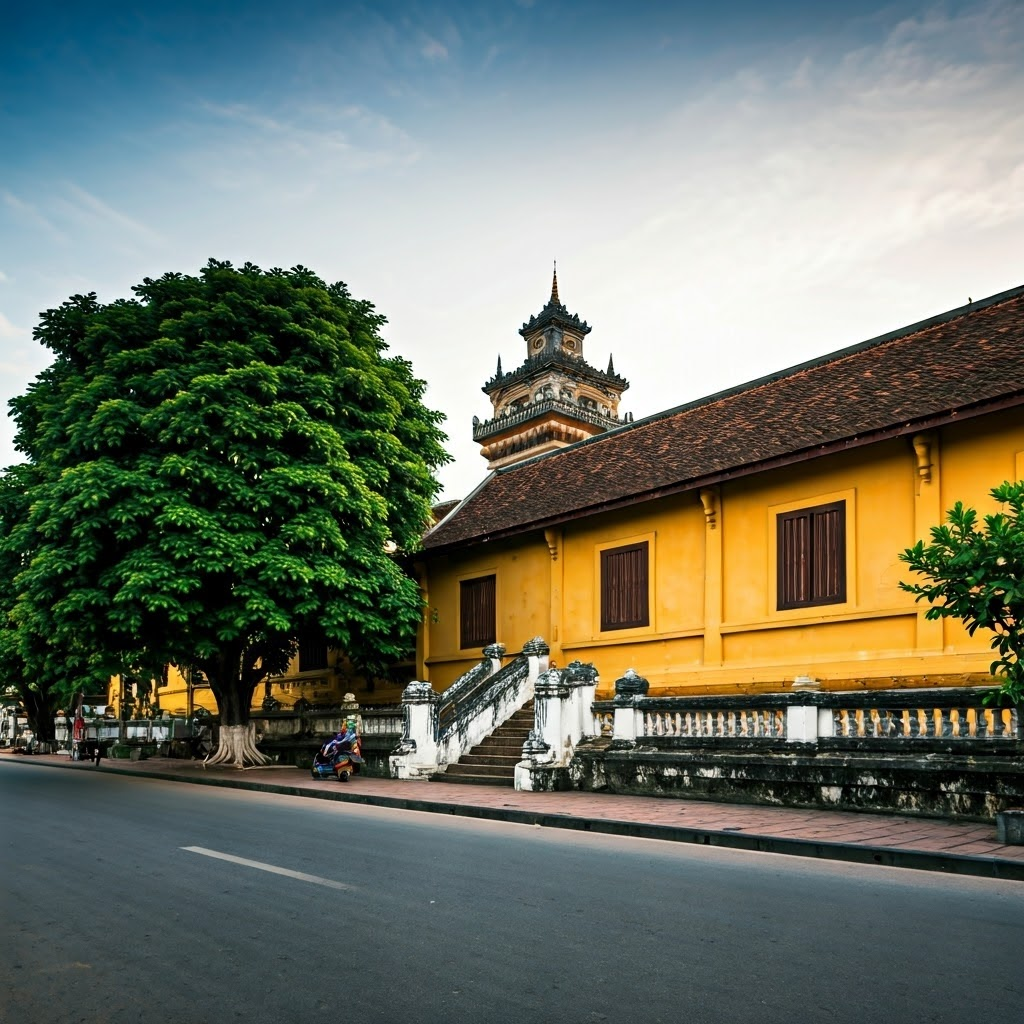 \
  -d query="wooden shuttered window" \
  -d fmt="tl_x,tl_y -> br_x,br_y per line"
298,641 -> 328,673
777,500 -> 846,610
601,542 -> 650,631
460,574 -> 496,649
